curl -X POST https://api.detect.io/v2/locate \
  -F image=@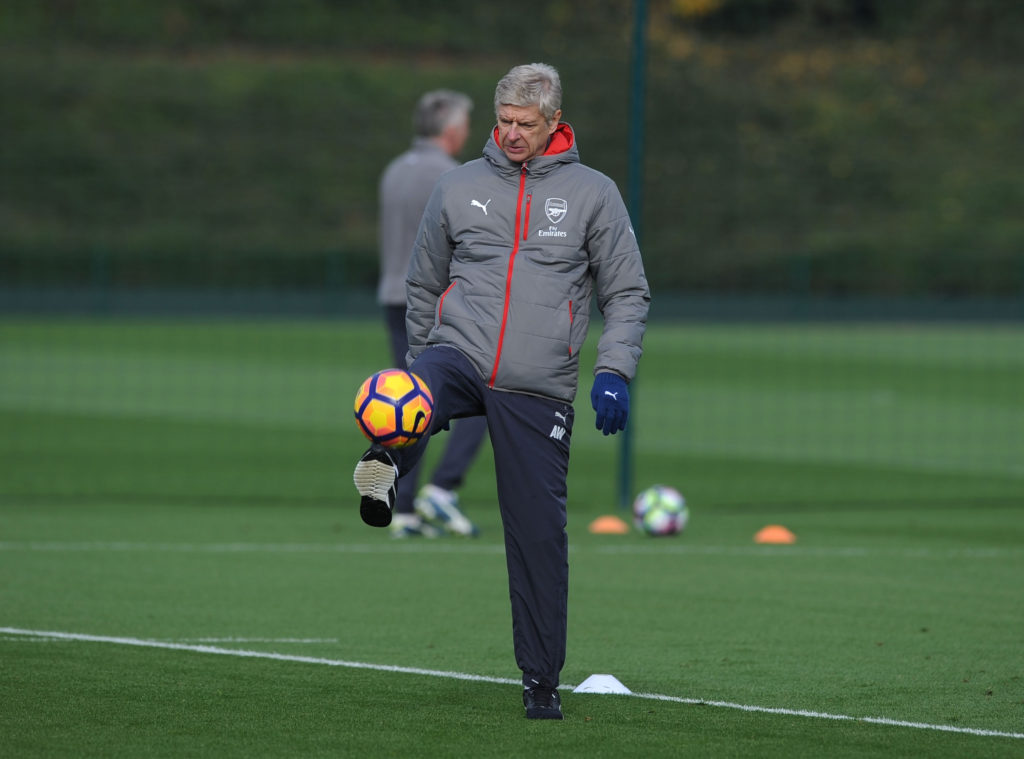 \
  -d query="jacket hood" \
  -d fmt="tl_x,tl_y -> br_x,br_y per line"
484,122 -> 579,177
